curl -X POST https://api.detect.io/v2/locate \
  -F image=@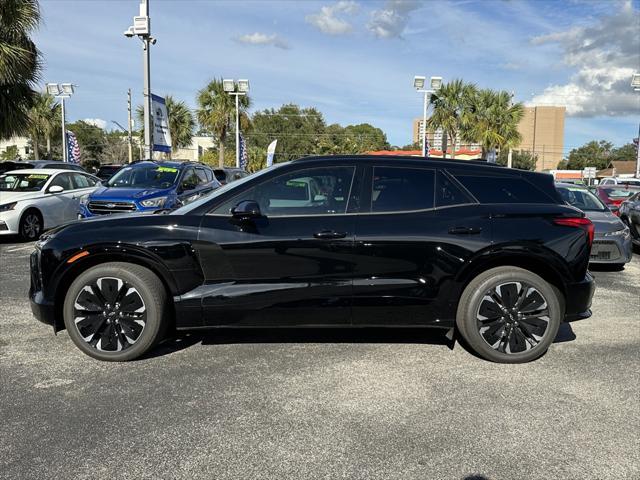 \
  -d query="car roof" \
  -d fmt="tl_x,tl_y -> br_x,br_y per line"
555,182 -> 588,189
2,168 -> 76,175
129,160 -> 211,169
